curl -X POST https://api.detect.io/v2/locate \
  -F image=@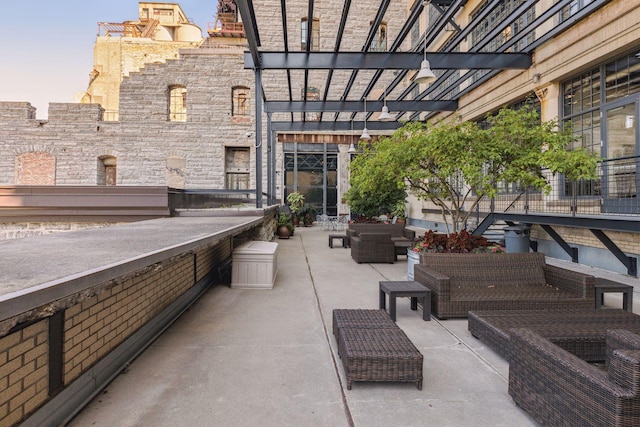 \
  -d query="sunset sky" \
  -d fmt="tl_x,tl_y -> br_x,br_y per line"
0,0 -> 216,118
